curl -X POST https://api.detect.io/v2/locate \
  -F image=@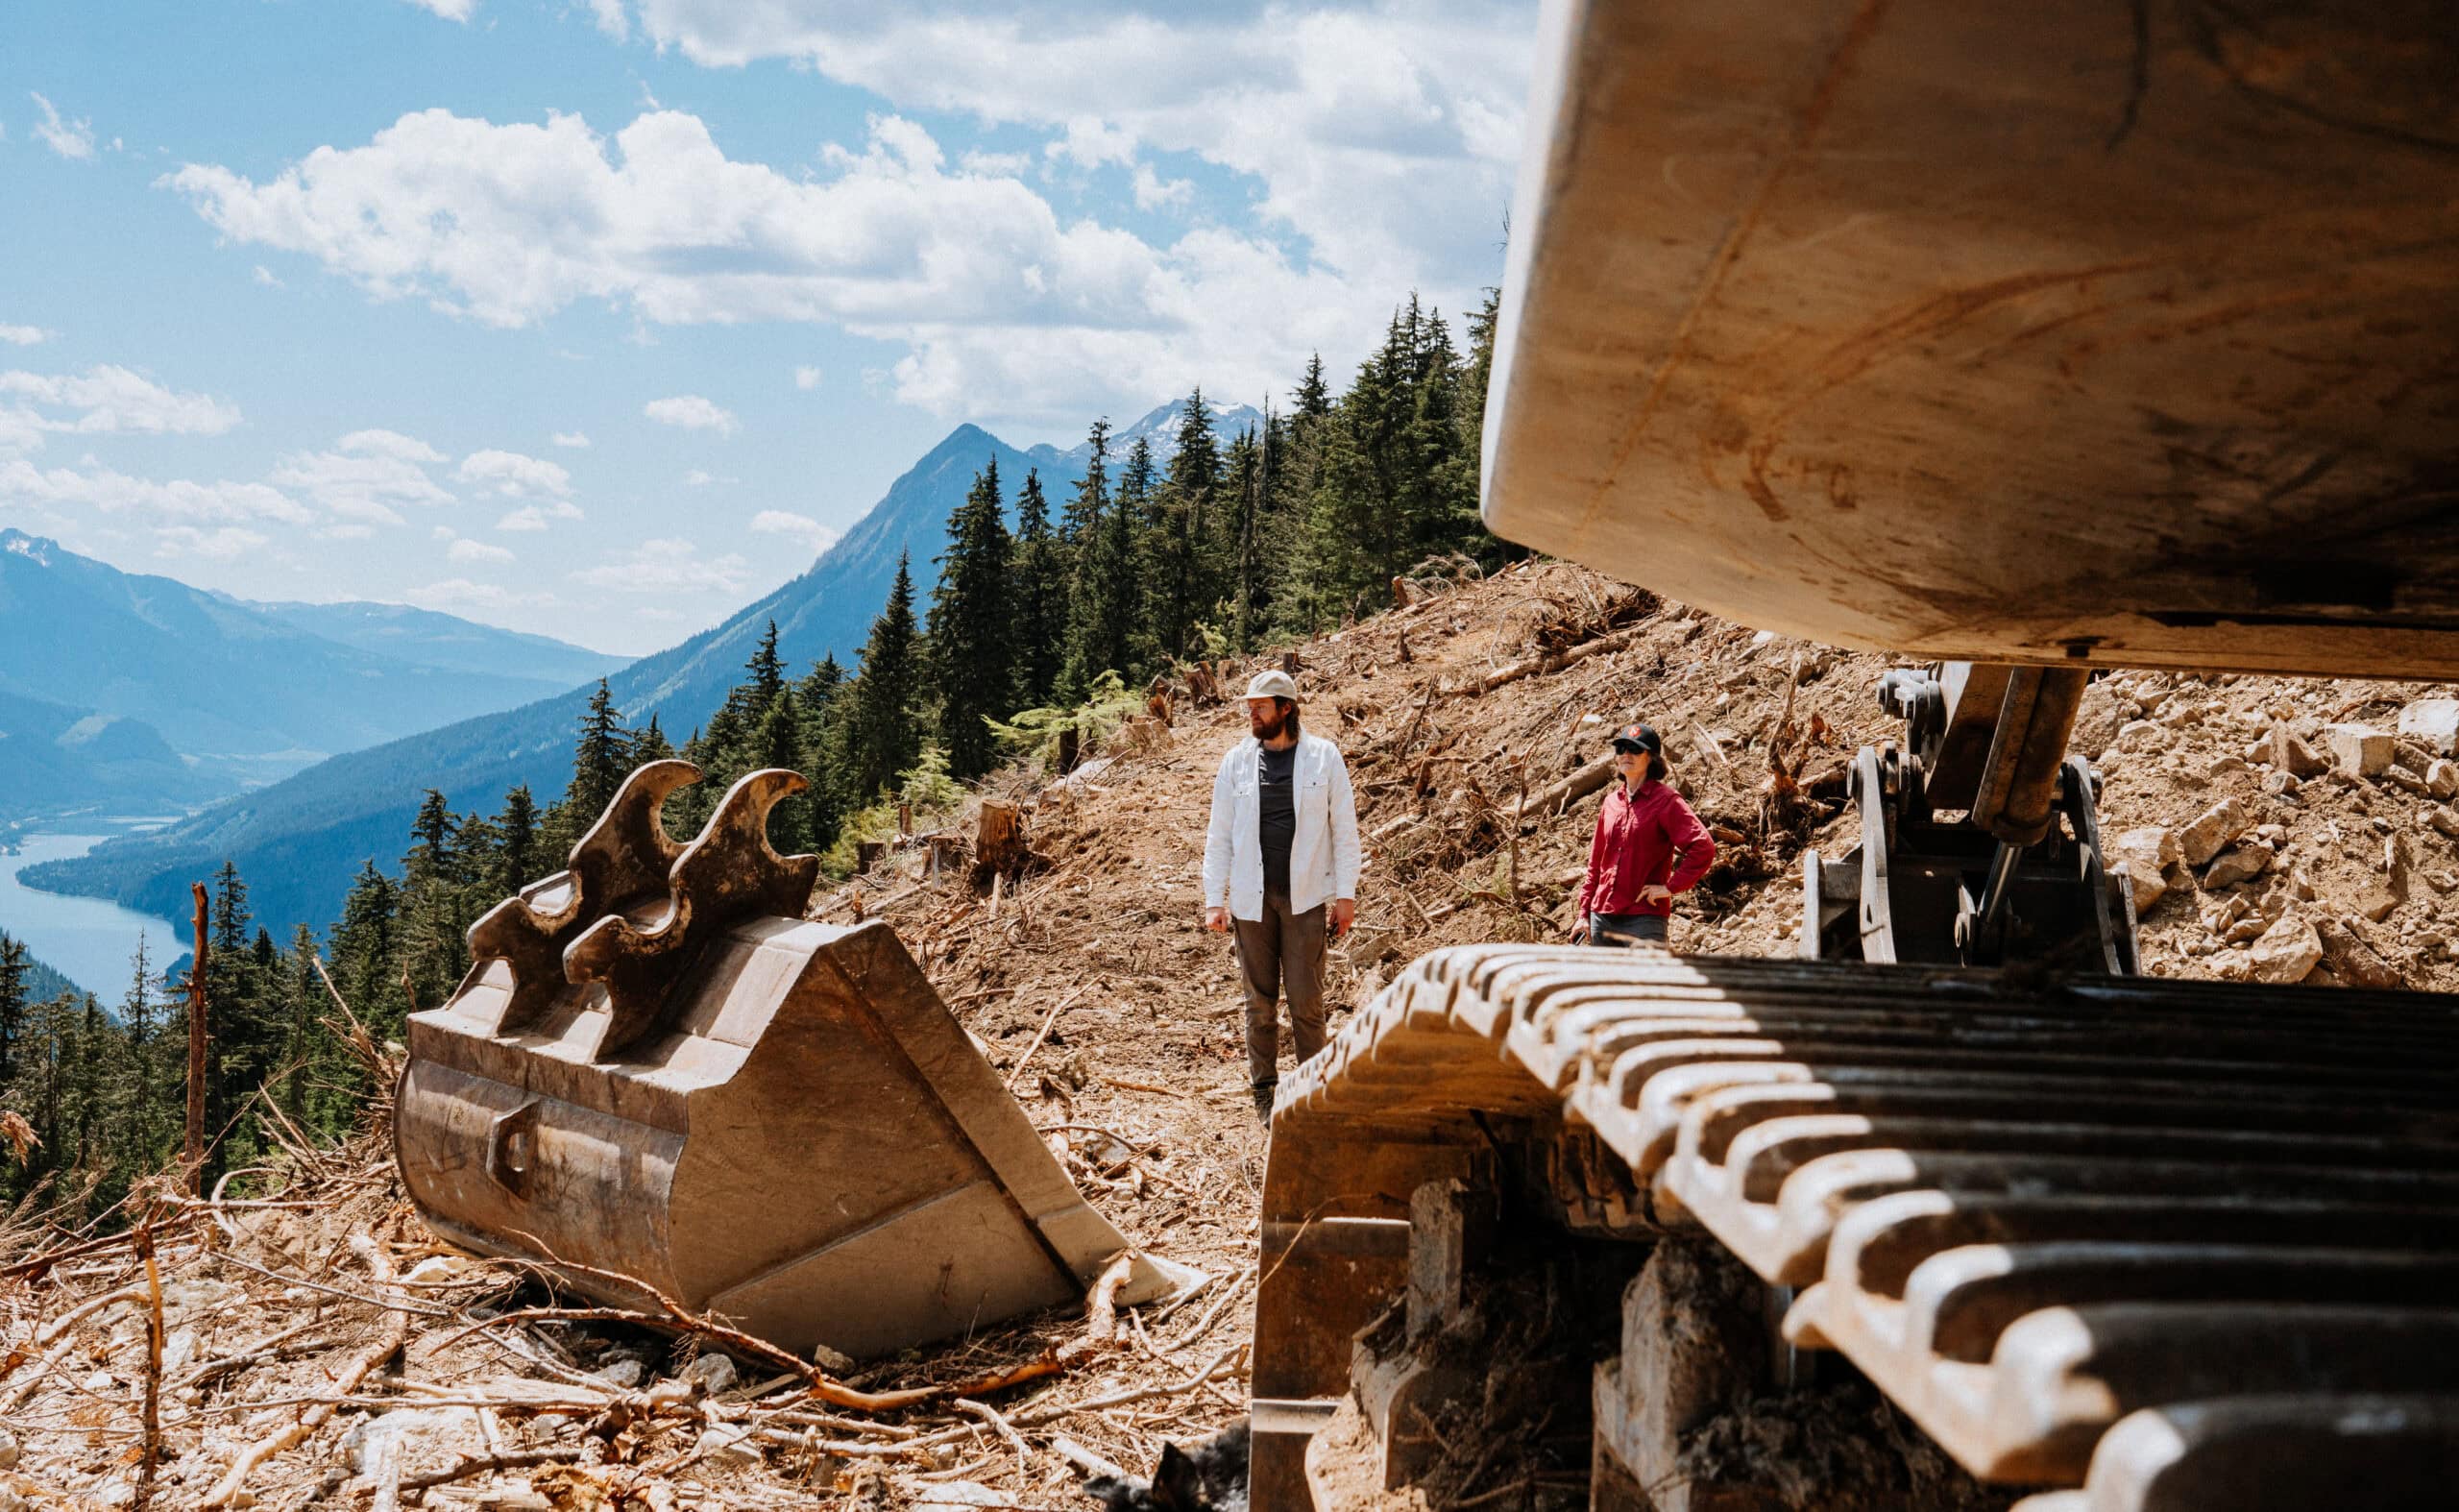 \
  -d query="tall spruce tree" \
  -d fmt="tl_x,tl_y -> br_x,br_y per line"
841,552 -> 925,801
1153,388 -> 1224,663
1116,436 -> 1162,675
929,460 -> 1017,781
1010,468 -> 1065,710
496,785 -> 543,893
0,935 -> 25,1087
569,679 -> 631,822
1058,419 -> 1119,699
